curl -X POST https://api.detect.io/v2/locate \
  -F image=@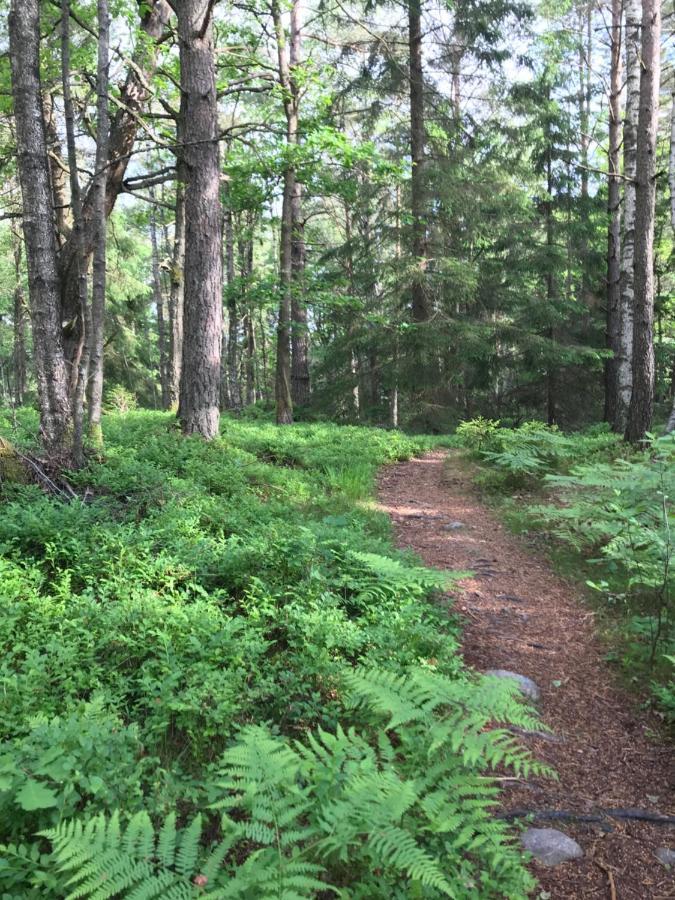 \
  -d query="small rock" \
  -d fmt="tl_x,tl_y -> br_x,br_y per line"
655,848 -> 675,867
485,669 -> 541,702
443,521 -> 465,530
521,828 -> 583,866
